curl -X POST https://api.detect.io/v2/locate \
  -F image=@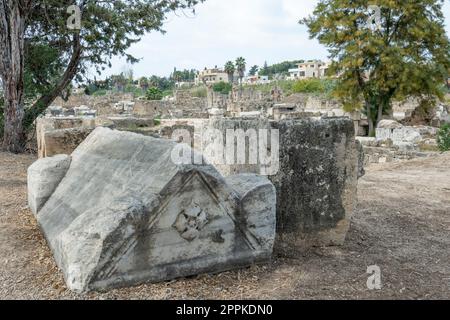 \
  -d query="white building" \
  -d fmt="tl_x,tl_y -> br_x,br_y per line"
288,60 -> 331,80
244,75 -> 270,85
195,67 -> 230,85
